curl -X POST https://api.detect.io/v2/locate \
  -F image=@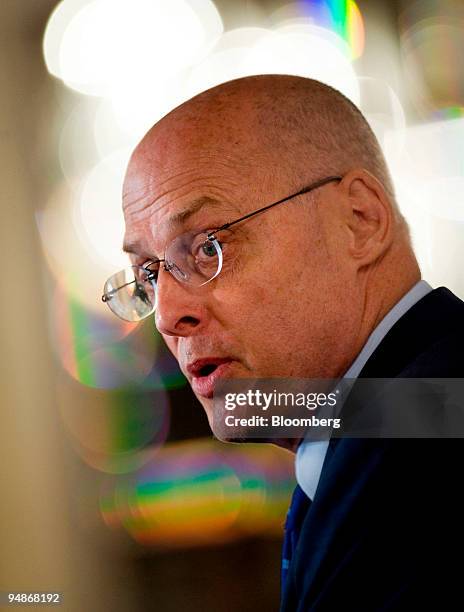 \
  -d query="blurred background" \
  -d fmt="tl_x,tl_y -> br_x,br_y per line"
1,0 -> 463,610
